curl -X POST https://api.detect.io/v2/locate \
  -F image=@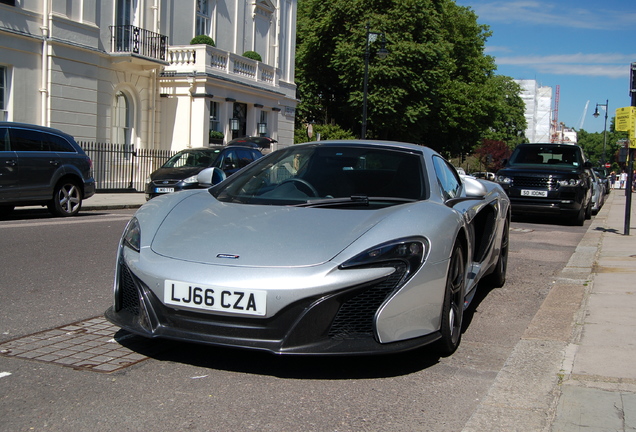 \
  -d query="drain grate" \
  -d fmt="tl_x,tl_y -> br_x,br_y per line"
0,317 -> 155,373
